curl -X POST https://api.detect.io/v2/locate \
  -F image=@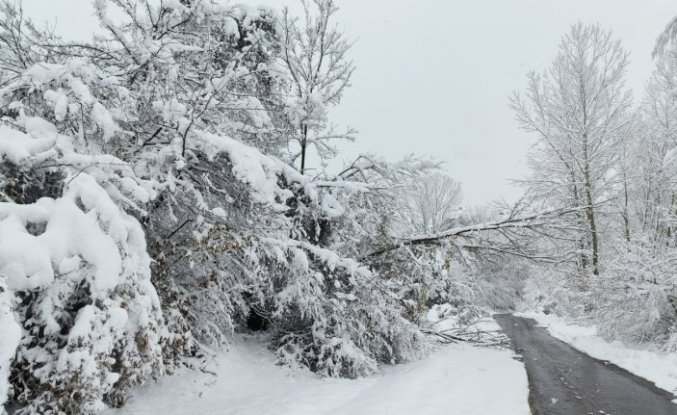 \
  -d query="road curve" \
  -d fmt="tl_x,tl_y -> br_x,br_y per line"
495,314 -> 677,415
